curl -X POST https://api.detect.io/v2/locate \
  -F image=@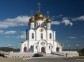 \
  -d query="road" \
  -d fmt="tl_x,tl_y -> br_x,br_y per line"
23,57 -> 84,62
0,57 -> 84,62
